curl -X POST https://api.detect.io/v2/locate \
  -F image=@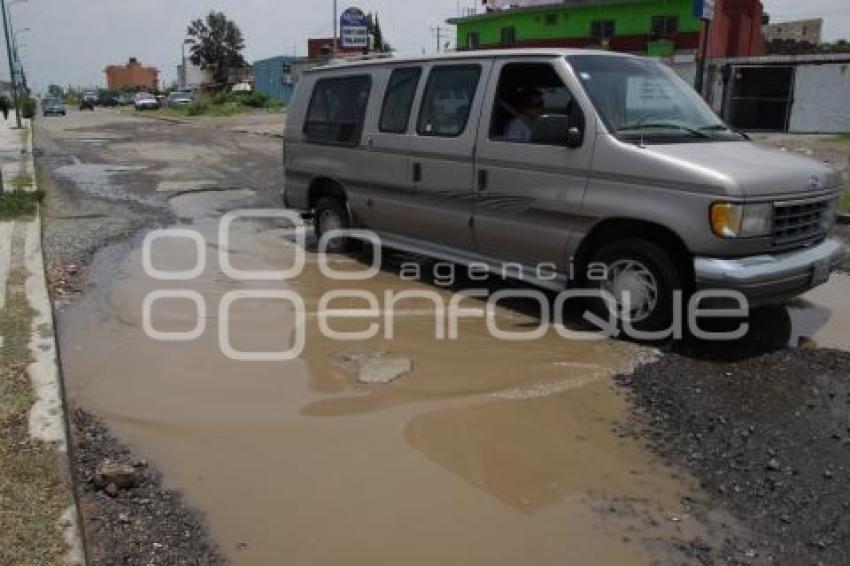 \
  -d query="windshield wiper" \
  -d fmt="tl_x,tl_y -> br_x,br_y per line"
617,123 -> 710,139
699,124 -> 750,140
